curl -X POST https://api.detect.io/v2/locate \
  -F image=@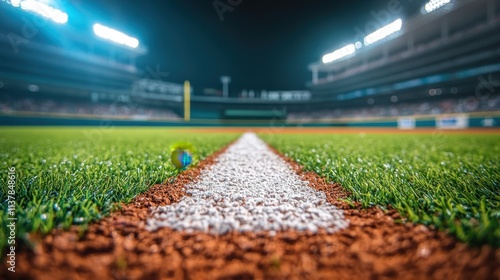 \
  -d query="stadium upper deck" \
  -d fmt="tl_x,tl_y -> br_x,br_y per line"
0,0 -> 147,101
308,0 -> 500,103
